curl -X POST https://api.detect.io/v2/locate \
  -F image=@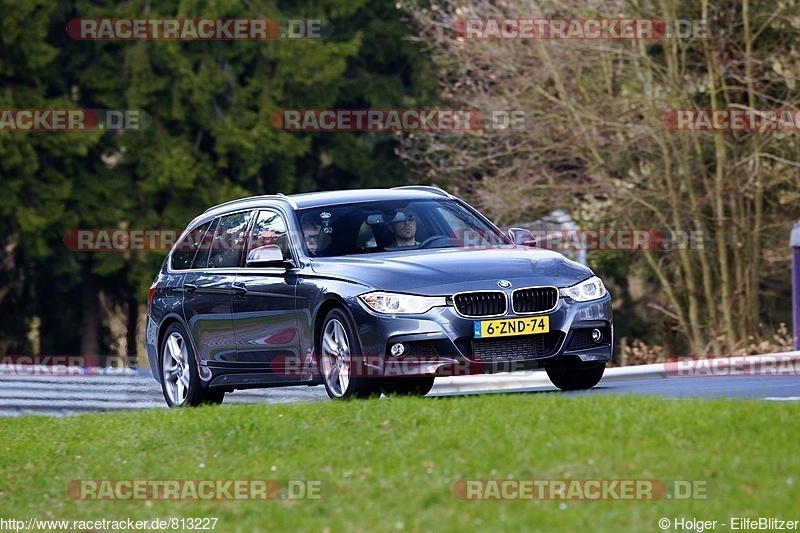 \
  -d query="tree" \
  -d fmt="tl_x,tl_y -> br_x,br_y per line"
0,0 -> 436,360
400,0 -> 800,354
